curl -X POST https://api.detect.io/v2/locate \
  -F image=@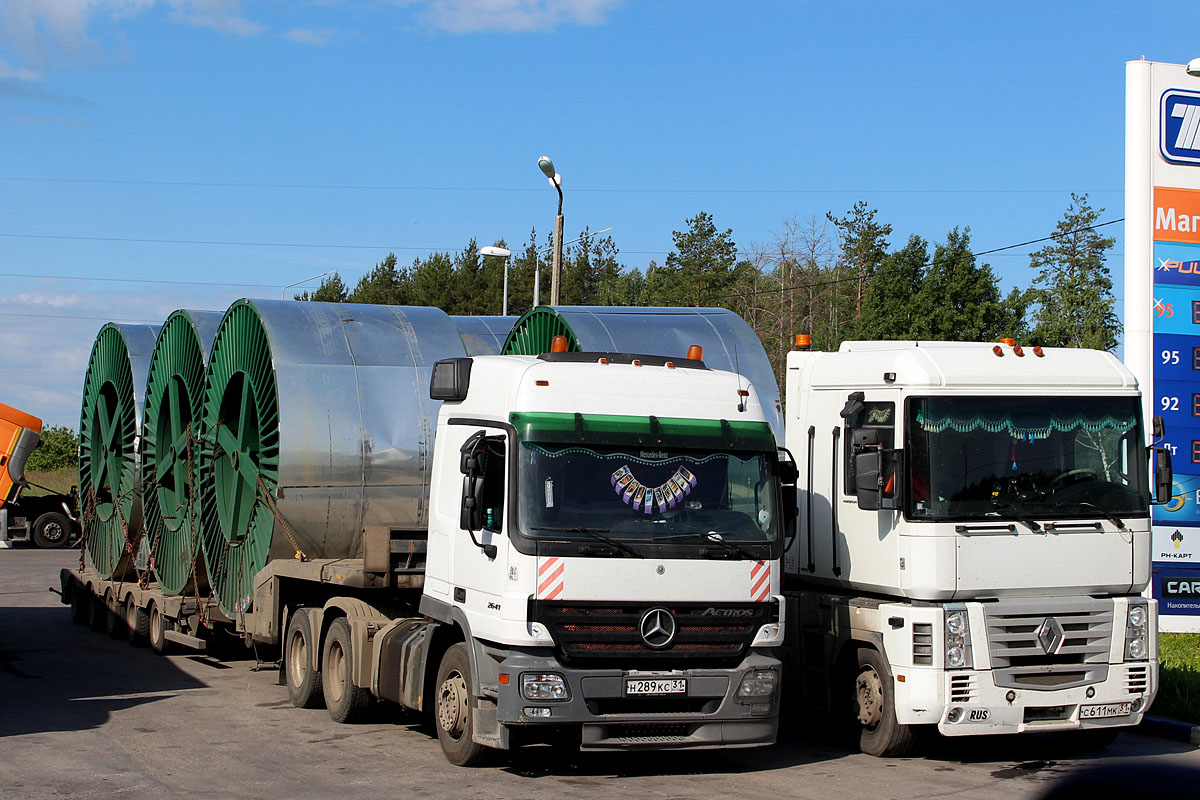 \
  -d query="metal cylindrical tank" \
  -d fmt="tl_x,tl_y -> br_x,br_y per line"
78,322 -> 161,580
451,315 -> 515,356
198,299 -> 470,616
141,309 -> 223,595
501,306 -> 783,438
